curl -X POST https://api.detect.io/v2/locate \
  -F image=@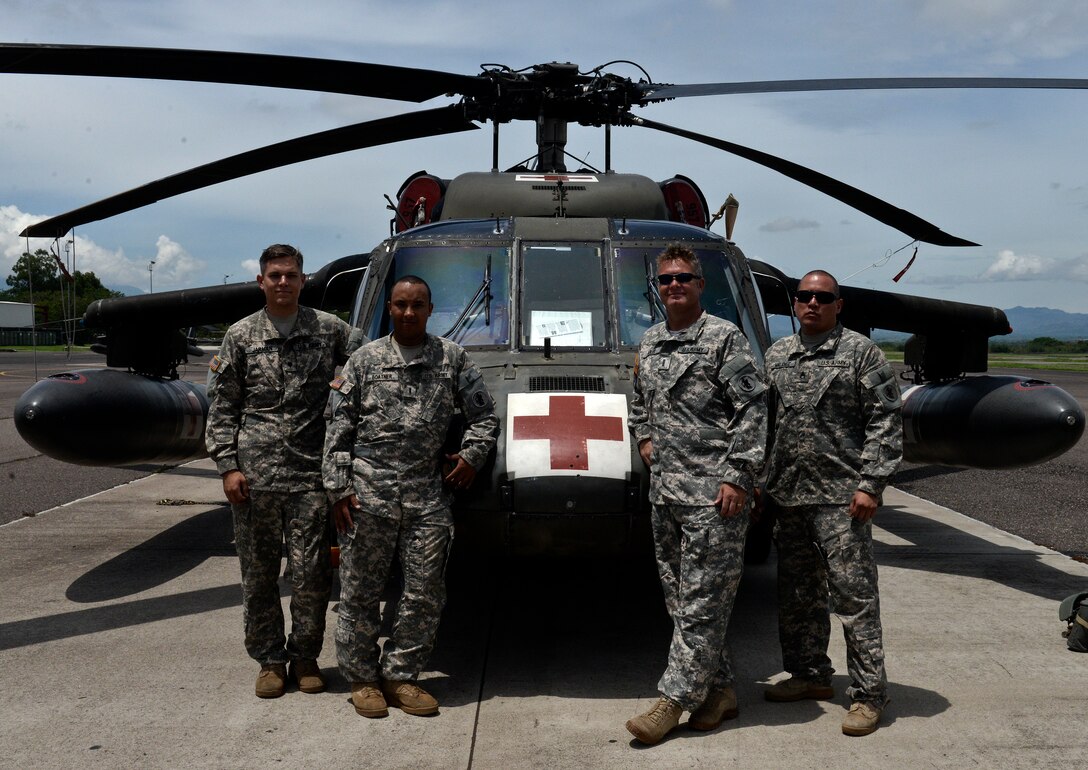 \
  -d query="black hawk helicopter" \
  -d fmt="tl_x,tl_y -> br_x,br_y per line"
5,44 -> 1085,558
